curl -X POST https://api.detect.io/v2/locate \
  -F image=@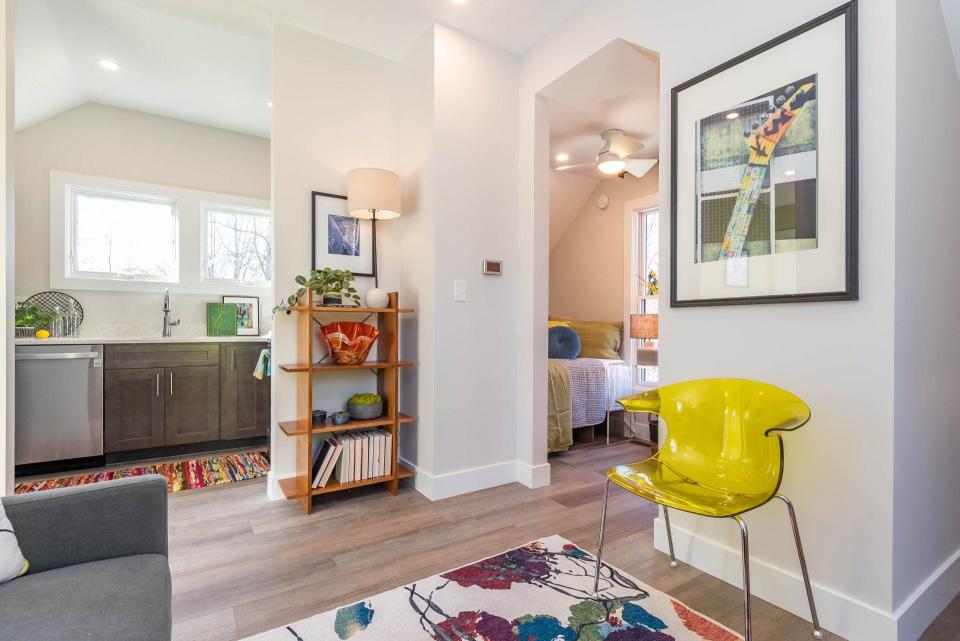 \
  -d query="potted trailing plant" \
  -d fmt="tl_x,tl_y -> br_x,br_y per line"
347,393 -> 383,420
275,268 -> 361,312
